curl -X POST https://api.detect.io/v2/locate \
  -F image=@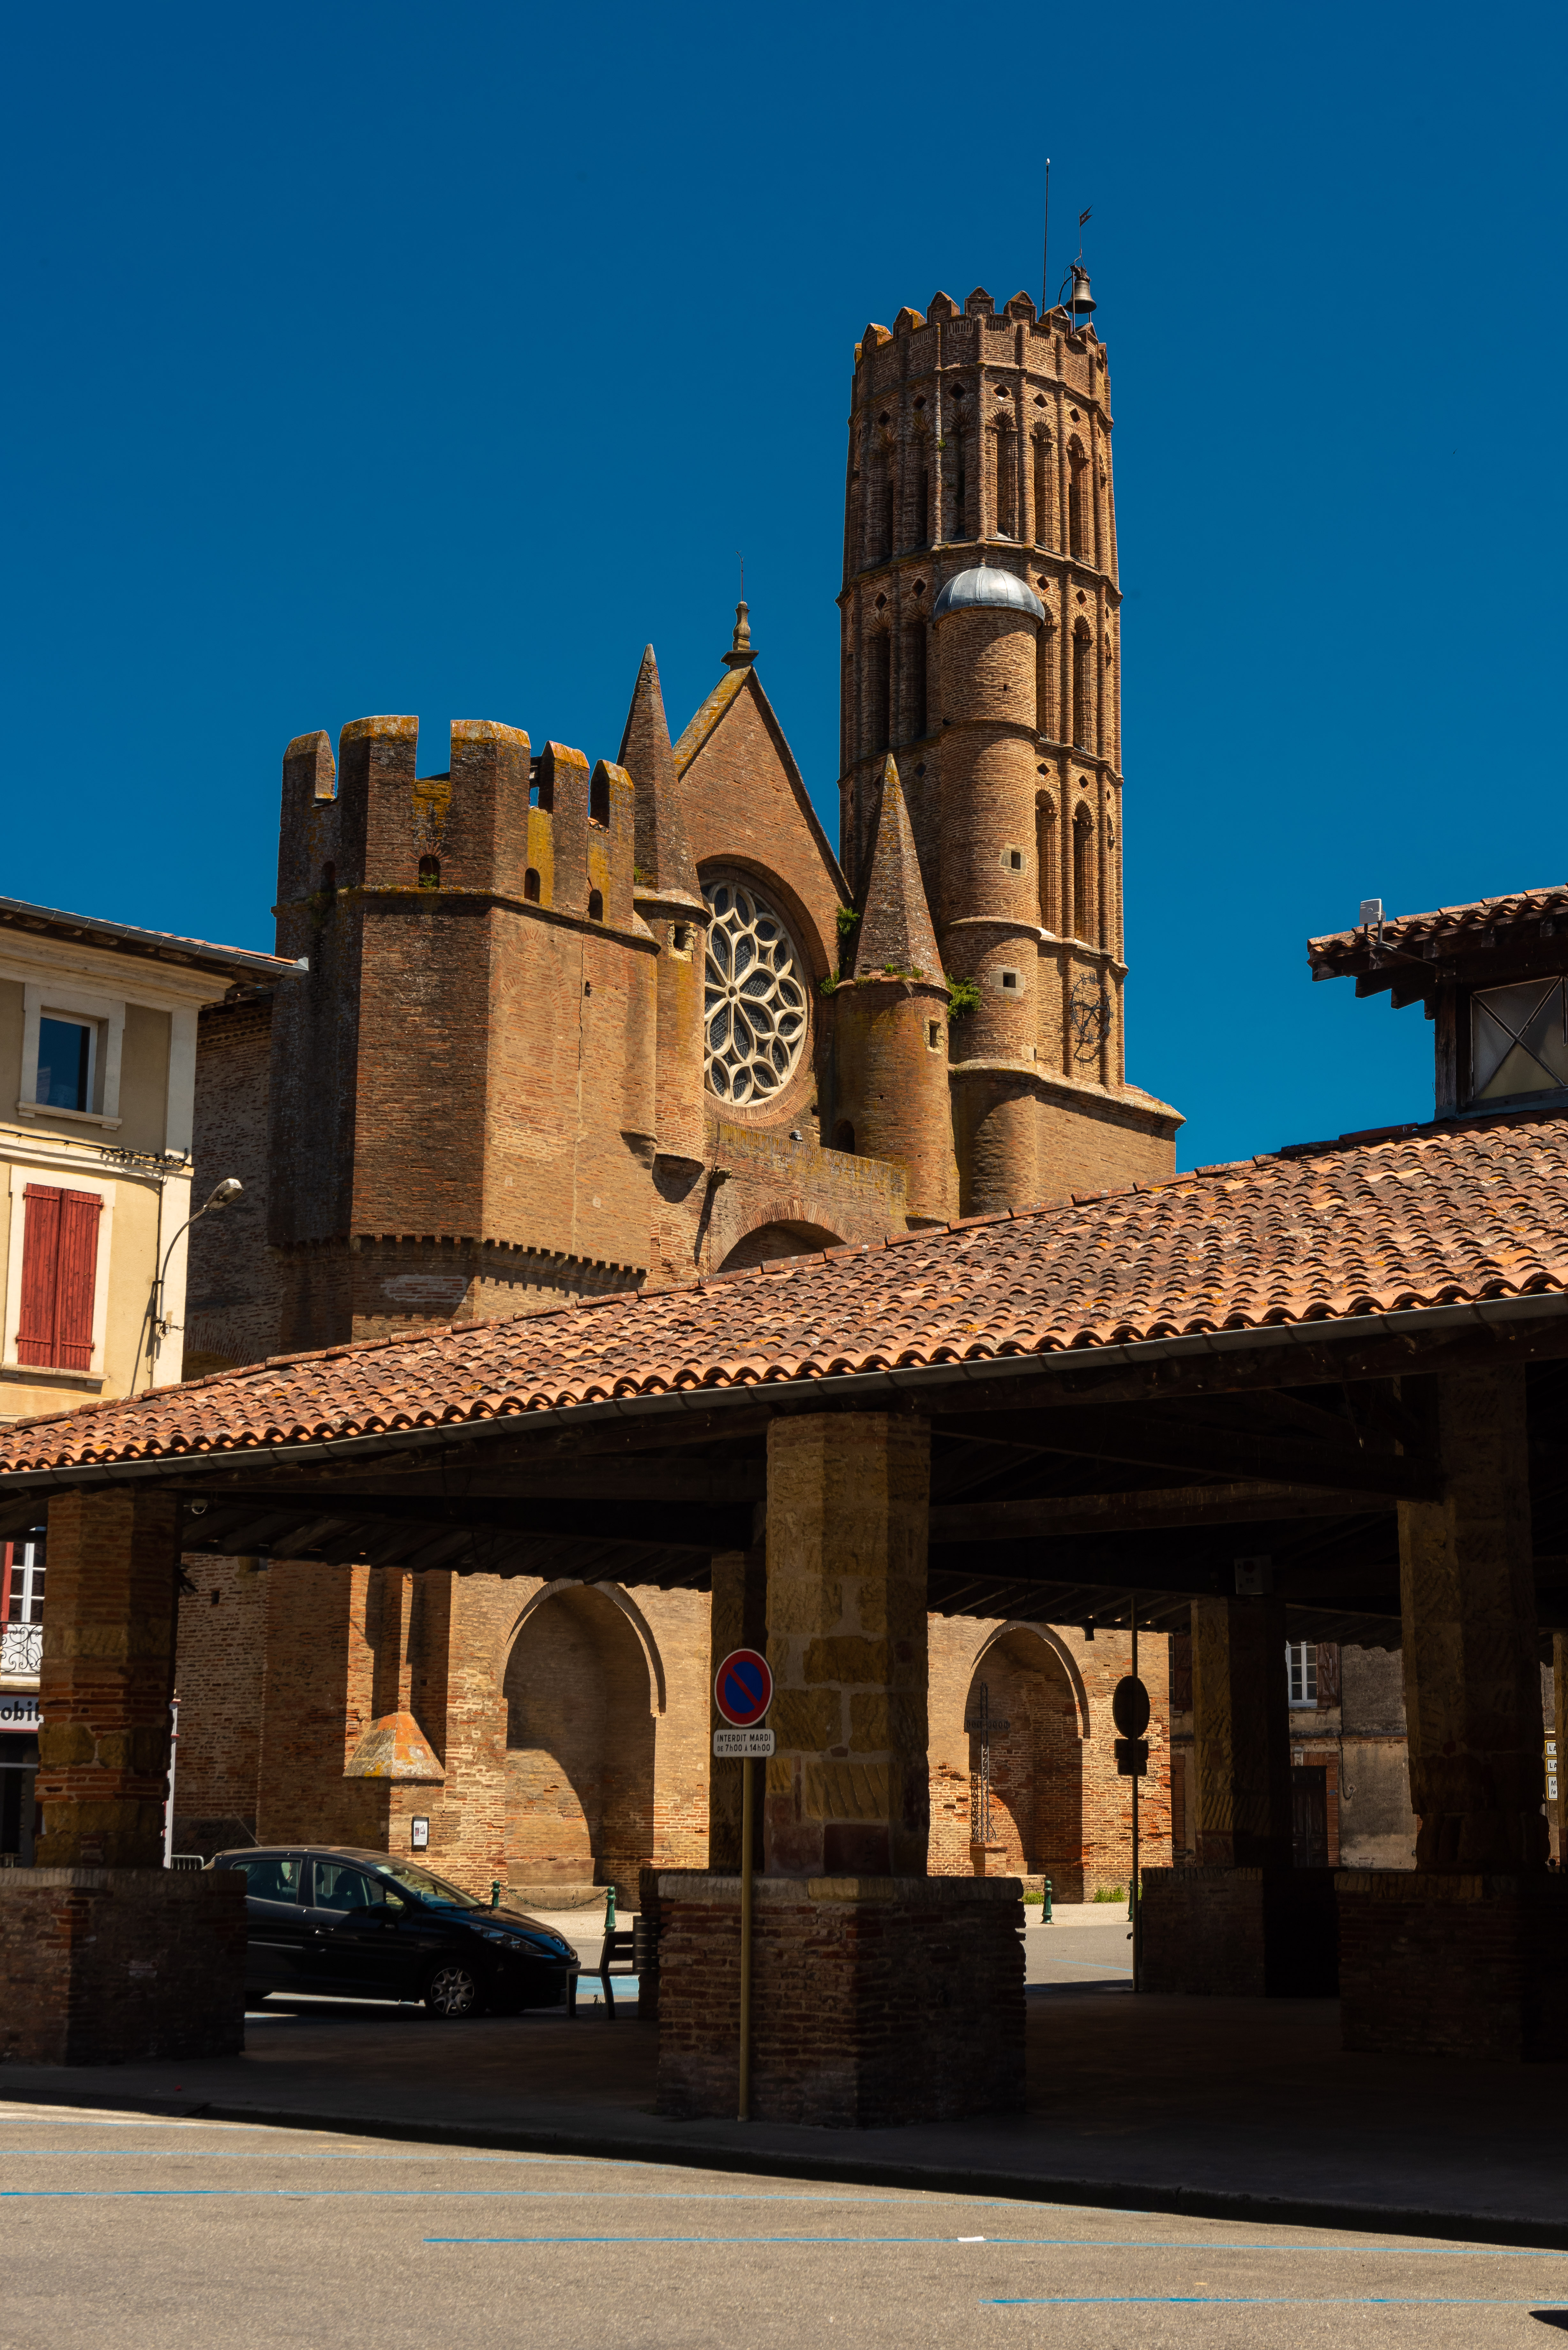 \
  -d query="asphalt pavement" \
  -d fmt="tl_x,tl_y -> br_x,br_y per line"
4,2104 -> 1566,2350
